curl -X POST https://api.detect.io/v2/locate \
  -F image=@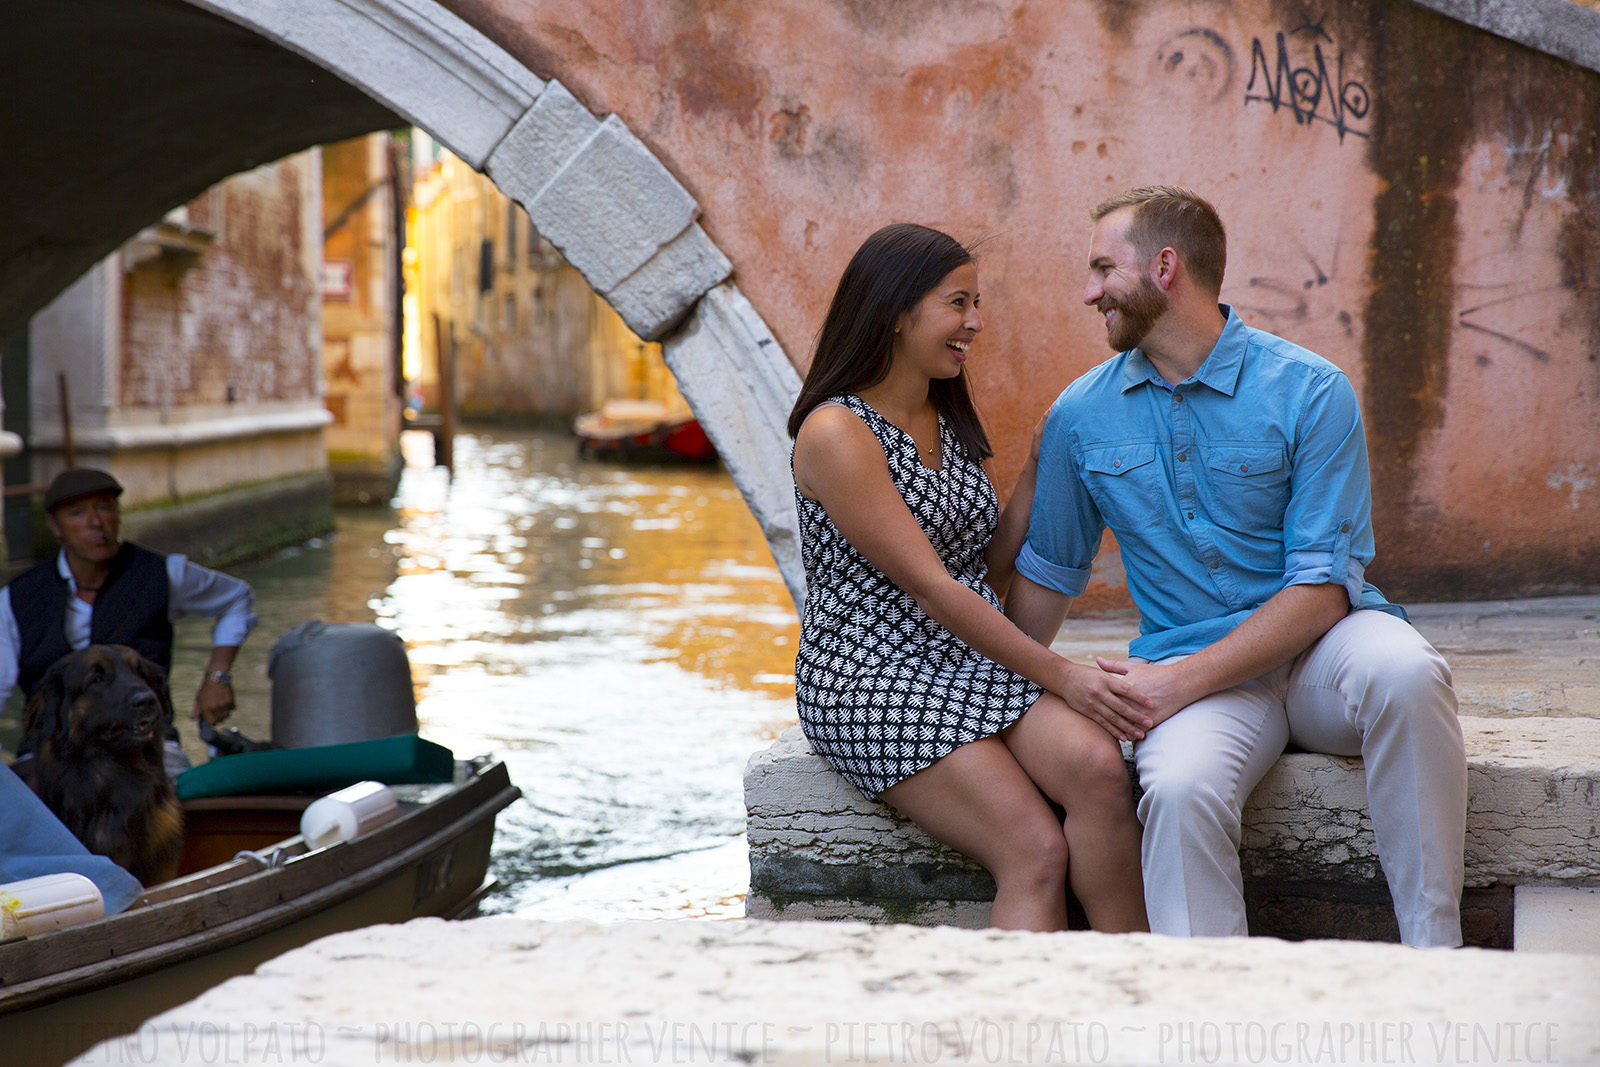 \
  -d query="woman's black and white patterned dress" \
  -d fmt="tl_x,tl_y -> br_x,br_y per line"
794,394 -> 1044,799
